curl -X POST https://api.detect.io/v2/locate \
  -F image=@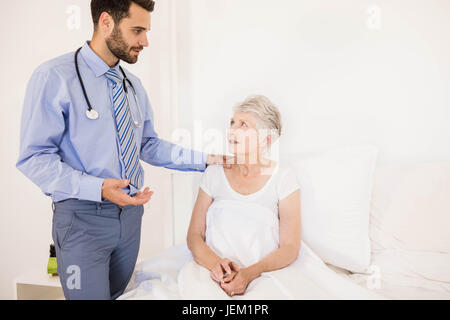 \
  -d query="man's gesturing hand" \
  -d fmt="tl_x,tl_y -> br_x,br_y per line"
101,178 -> 153,207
